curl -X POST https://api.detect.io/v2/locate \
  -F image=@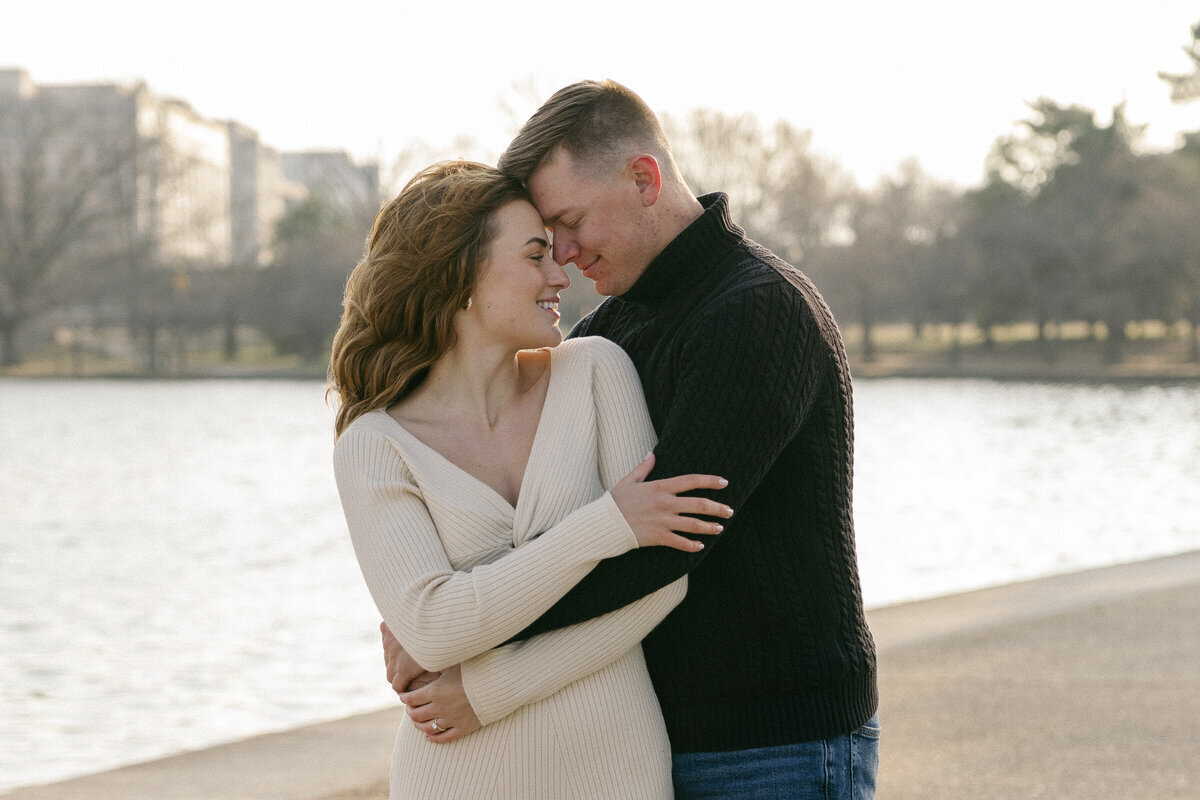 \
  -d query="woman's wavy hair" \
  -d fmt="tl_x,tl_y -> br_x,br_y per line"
328,161 -> 530,438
